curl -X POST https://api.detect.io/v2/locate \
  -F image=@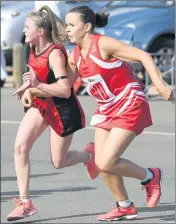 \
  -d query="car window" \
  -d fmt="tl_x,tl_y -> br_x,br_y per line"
1,1 -> 14,6
107,0 -> 174,7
